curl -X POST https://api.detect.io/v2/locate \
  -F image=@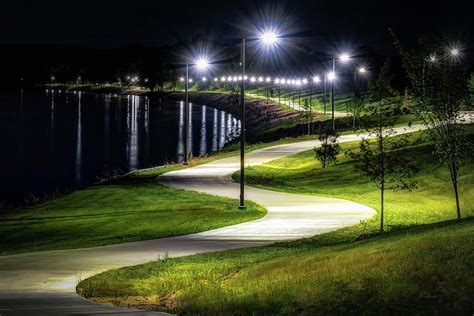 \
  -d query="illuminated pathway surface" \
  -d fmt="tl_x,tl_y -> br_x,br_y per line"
0,125 -> 434,315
